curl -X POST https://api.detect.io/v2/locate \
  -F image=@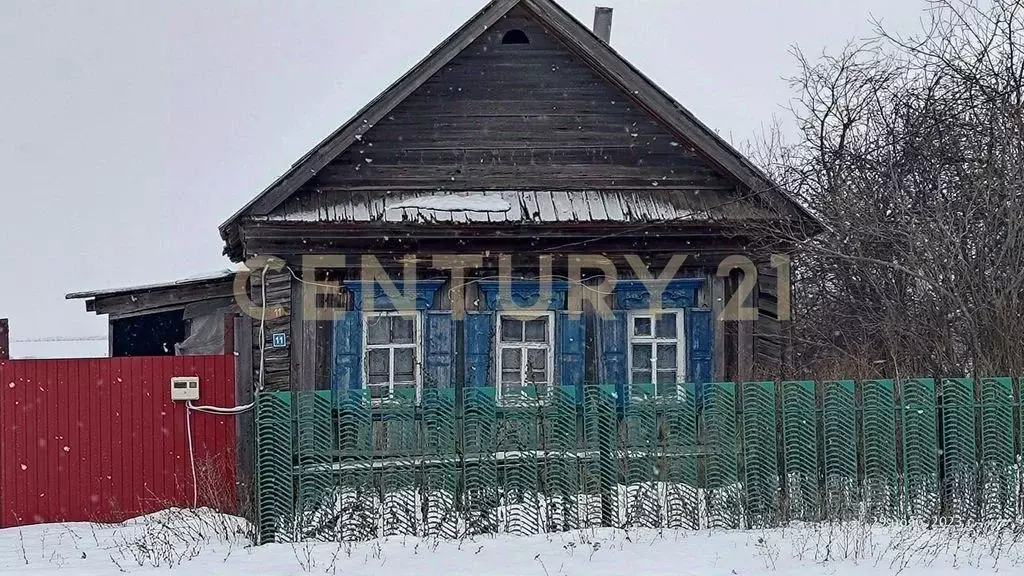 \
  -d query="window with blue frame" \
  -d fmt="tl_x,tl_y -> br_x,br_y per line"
333,280 -> 454,401
465,281 -> 585,406
598,279 -> 714,402
364,311 -> 420,401
628,310 -> 686,394
496,311 -> 555,404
